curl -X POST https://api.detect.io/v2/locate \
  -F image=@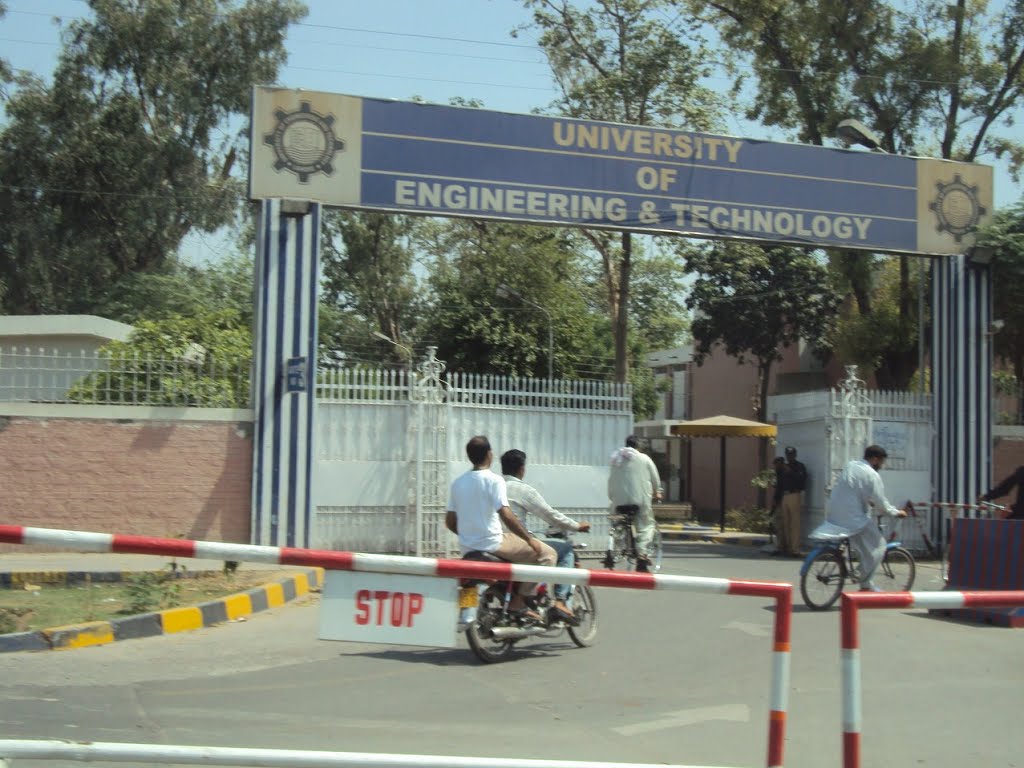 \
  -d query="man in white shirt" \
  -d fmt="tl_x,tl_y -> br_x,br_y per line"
608,435 -> 662,572
826,445 -> 907,592
445,436 -> 556,620
500,448 -> 591,622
